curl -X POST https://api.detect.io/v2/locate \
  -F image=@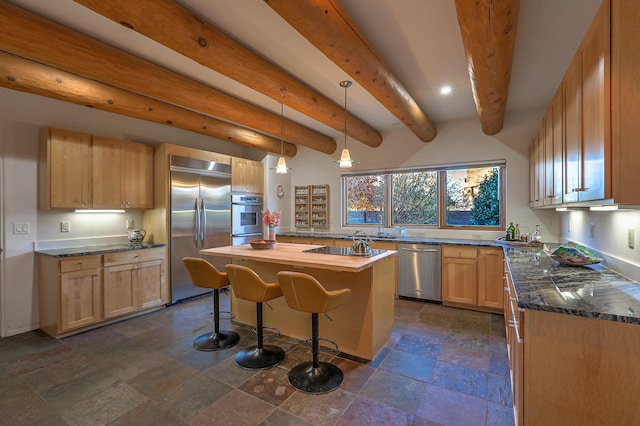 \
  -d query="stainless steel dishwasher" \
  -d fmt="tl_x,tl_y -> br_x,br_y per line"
398,244 -> 442,301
